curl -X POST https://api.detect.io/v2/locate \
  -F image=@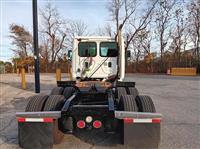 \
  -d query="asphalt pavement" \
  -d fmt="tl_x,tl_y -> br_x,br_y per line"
0,74 -> 199,149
